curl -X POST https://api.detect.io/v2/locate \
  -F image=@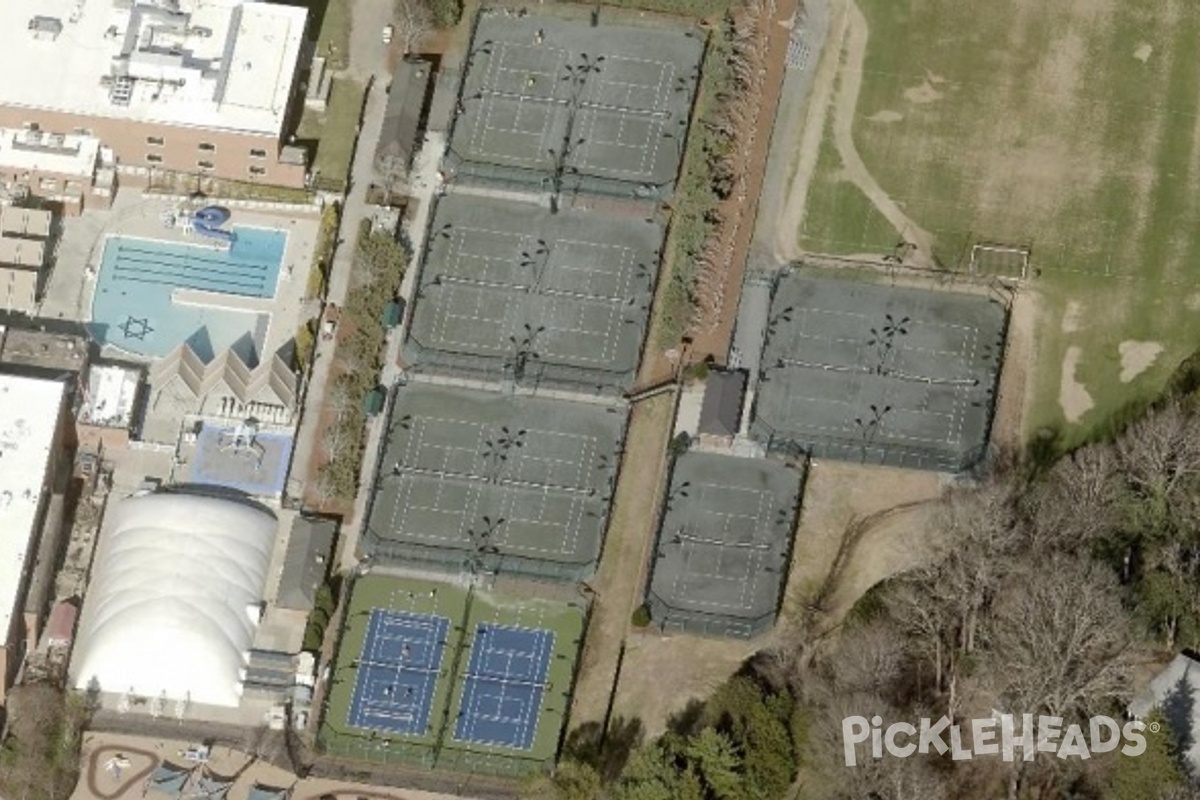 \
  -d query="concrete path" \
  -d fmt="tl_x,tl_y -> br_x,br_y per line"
287,0 -> 395,506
